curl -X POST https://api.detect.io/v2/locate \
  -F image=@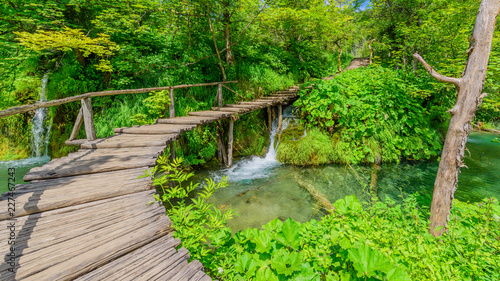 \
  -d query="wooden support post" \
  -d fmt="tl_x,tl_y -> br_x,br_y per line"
278,104 -> 283,137
267,106 -> 272,132
217,120 -> 227,165
227,118 -> 234,167
81,97 -> 96,141
217,83 -> 223,107
68,107 -> 83,141
169,88 -> 175,118
169,141 -> 176,162
169,87 -> 176,164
